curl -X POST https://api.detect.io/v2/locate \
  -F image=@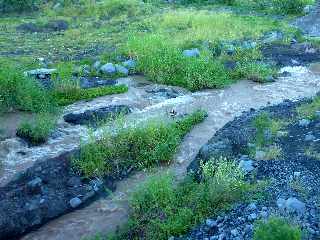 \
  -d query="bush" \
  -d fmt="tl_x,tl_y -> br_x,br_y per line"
127,34 -> 229,91
73,110 -> 207,178
16,113 -> 57,145
52,84 -> 128,106
0,62 -> 56,113
0,0 -> 40,13
111,159 -> 248,240
254,217 -> 302,240
272,0 -> 306,14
